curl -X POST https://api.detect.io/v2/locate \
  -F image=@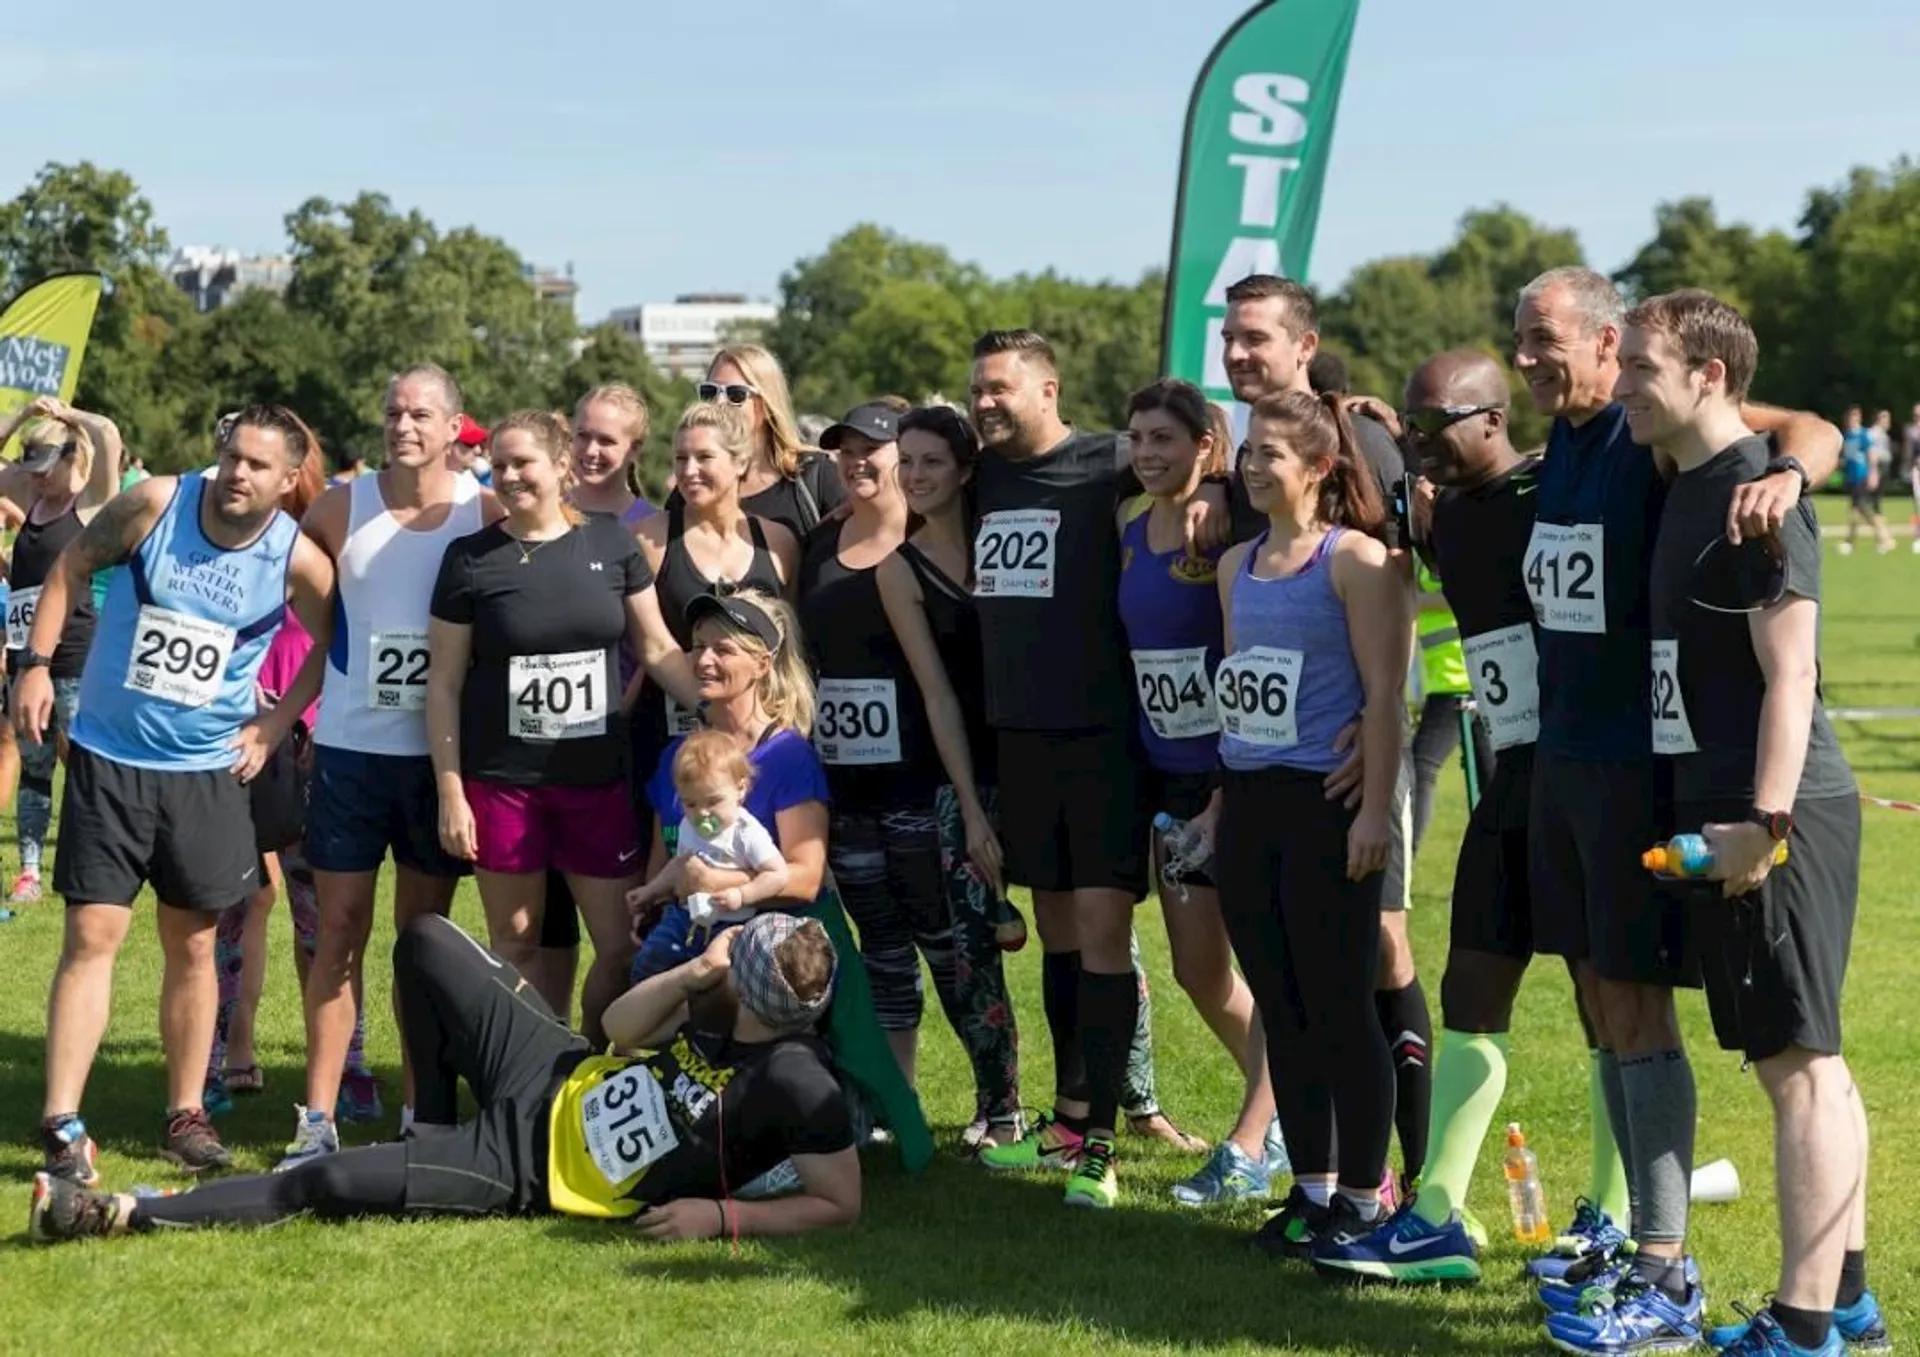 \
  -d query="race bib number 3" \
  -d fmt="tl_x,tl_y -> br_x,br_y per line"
973,510 -> 1060,598
1649,639 -> 1699,755
1132,646 -> 1219,741
815,677 -> 901,765
6,585 -> 41,652
580,1065 -> 679,1187
368,629 -> 430,711
1214,646 -> 1303,748
124,606 -> 236,708
1525,522 -> 1605,634
508,650 -> 608,741
1463,624 -> 1540,751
